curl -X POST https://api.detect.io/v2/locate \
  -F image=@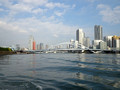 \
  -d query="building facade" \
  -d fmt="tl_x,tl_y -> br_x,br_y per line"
92,40 -> 102,49
104,36 -> 113,48
45,44 -> 49,50
112,35 -> 120,50
37,44 -> 40,50
99,41 -> 107,50
94,25 -> 103,40
28,35 -> 34,50
76,29 -> 85,45
33,40 -> 36,50
69,39 -> 78,49
84,37 -> 90,48
40,43 -> 44,50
